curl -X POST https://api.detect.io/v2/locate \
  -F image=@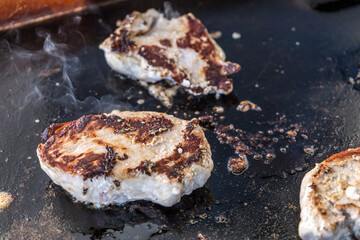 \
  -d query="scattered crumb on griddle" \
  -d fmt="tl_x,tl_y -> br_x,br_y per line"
209,31 -> 222,39
348,77 -> 355,84
199,213 -> 208,219
197,233 -> 207,240
34,119 -> 40,123
198,113 -> 311,172
227,155 -> 248,175
143,81 -> 179,108
213,106 -> 224,113
3,202 -> 72,239
0,192 -> 13,211
137,99 -> 145,105
189,219 -> 198,224
215,213 -> 229,223
232,32 -> 241,39
236,100 -> 261,112
304,145 -> 315,155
